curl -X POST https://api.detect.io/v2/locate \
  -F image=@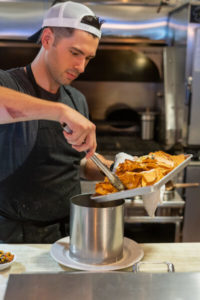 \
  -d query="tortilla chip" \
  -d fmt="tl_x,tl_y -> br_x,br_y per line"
95,151 -> 186,196
116,160 -> 146,174
141,169 -> 157,185
95,181 -> 118,195
148,151 -> 175,169
118,172 -> 142,189
172,154 -> 185,167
